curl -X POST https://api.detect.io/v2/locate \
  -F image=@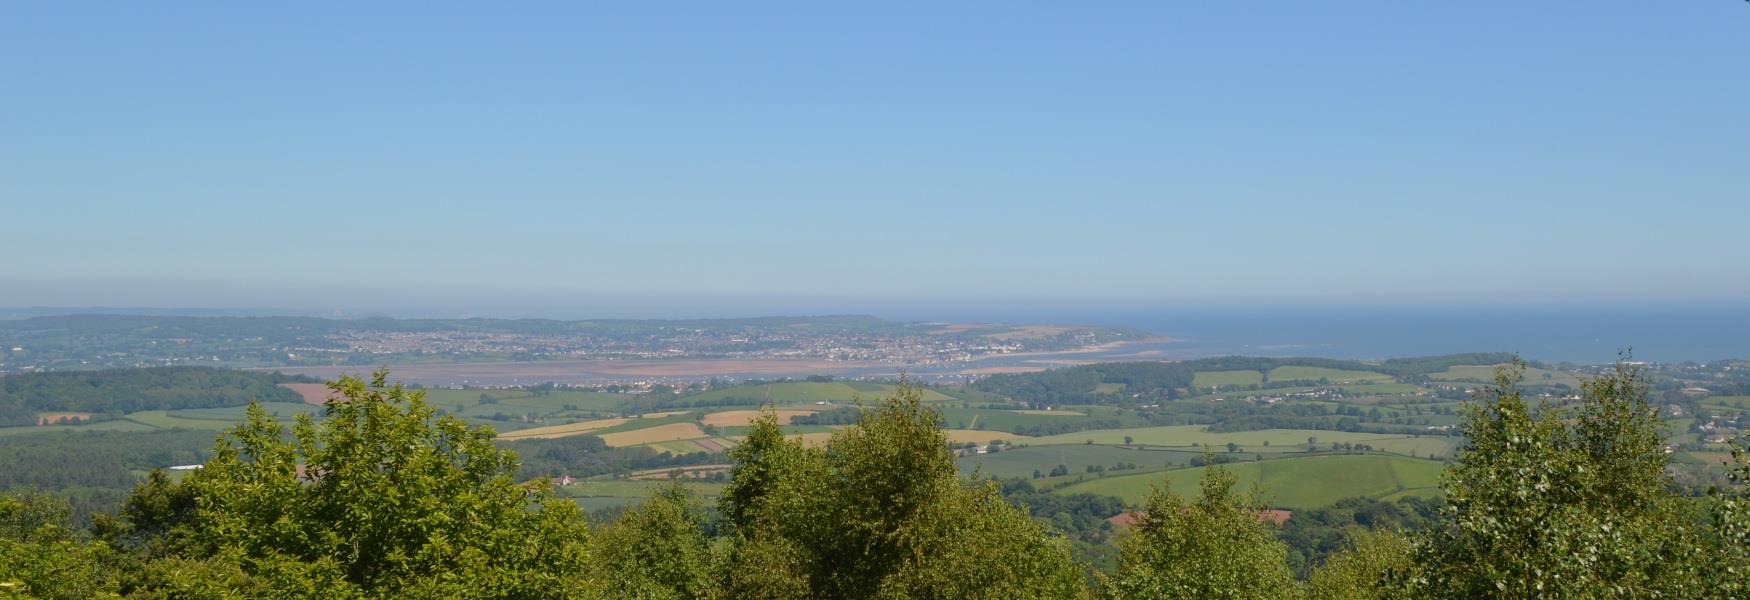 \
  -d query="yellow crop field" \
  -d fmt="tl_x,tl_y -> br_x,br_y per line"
497,418 -> 630,441
600,422 -> 710,446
